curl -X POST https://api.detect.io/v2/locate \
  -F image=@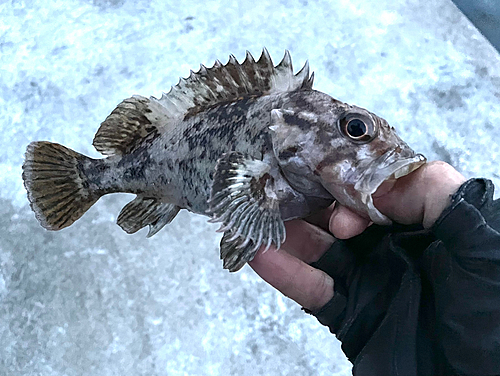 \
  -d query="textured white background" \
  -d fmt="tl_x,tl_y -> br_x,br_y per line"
1,0 -> 500,375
